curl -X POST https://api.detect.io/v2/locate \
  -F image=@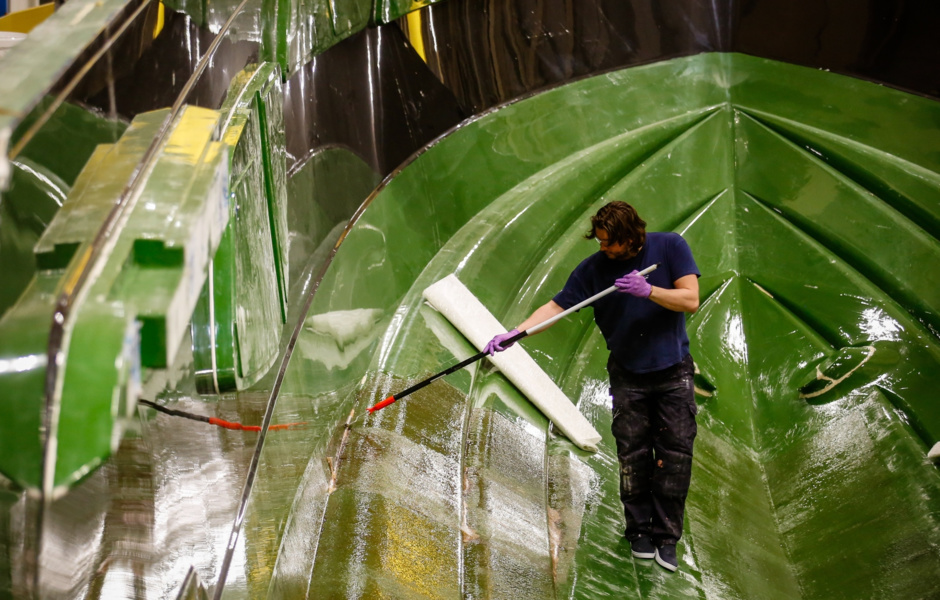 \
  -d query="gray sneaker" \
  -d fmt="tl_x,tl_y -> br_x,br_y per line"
630,536 -> 655,559
655,544 -> 678,572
